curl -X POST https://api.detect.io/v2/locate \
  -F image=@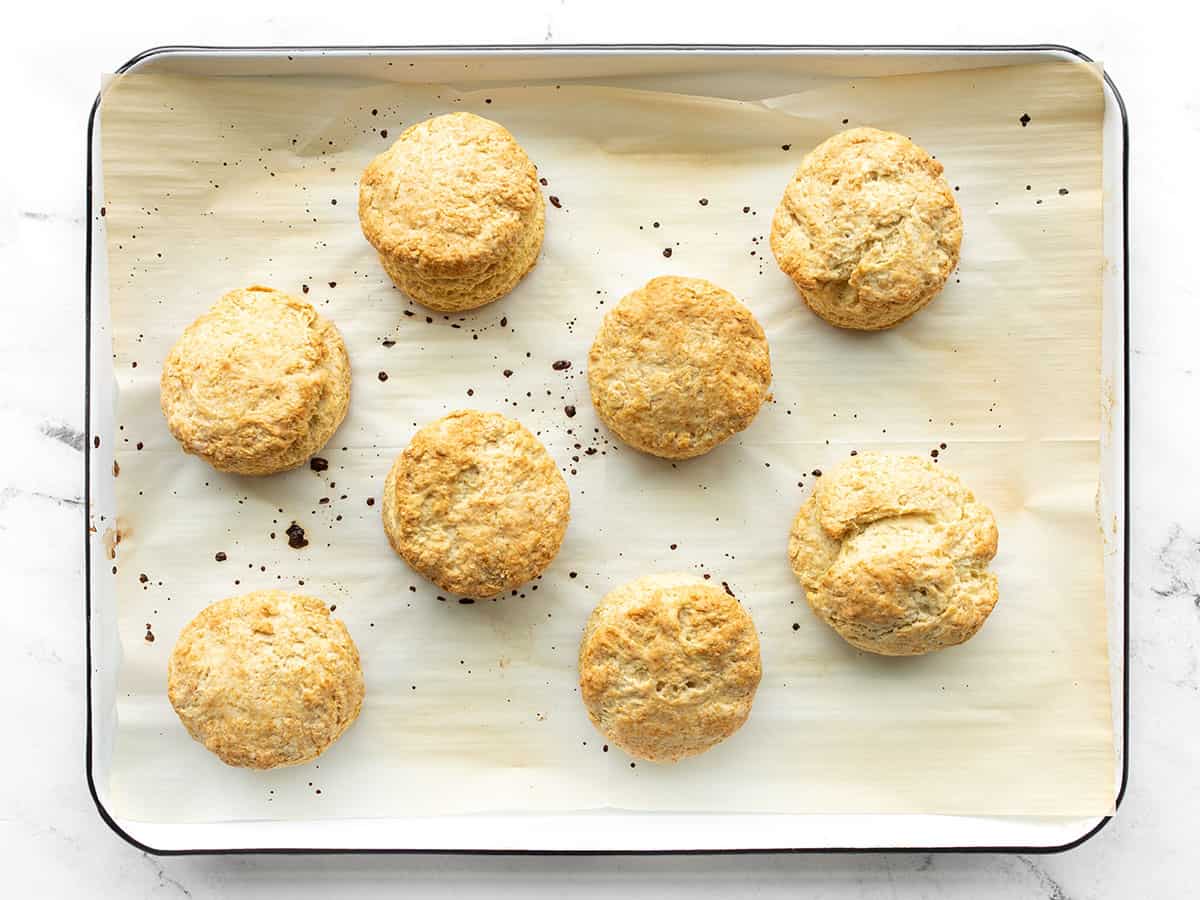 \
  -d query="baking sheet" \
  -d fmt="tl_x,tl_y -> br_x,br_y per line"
98,56 -> 1114,823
